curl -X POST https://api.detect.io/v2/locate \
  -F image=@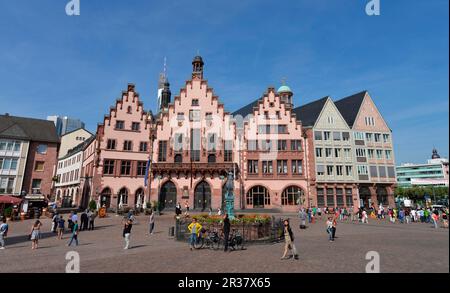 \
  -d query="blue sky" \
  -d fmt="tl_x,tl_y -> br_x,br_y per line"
0,0 -> 448,164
